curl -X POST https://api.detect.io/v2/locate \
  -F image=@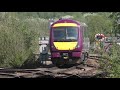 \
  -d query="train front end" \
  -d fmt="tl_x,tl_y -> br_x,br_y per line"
49,19 -> 83,66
